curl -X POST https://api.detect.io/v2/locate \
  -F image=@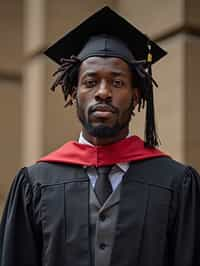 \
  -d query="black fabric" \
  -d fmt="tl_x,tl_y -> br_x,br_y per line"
1,157 -> 200,266
94,166 -> 113,205
78,34 -> 136,64
44,6 -> 167,65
